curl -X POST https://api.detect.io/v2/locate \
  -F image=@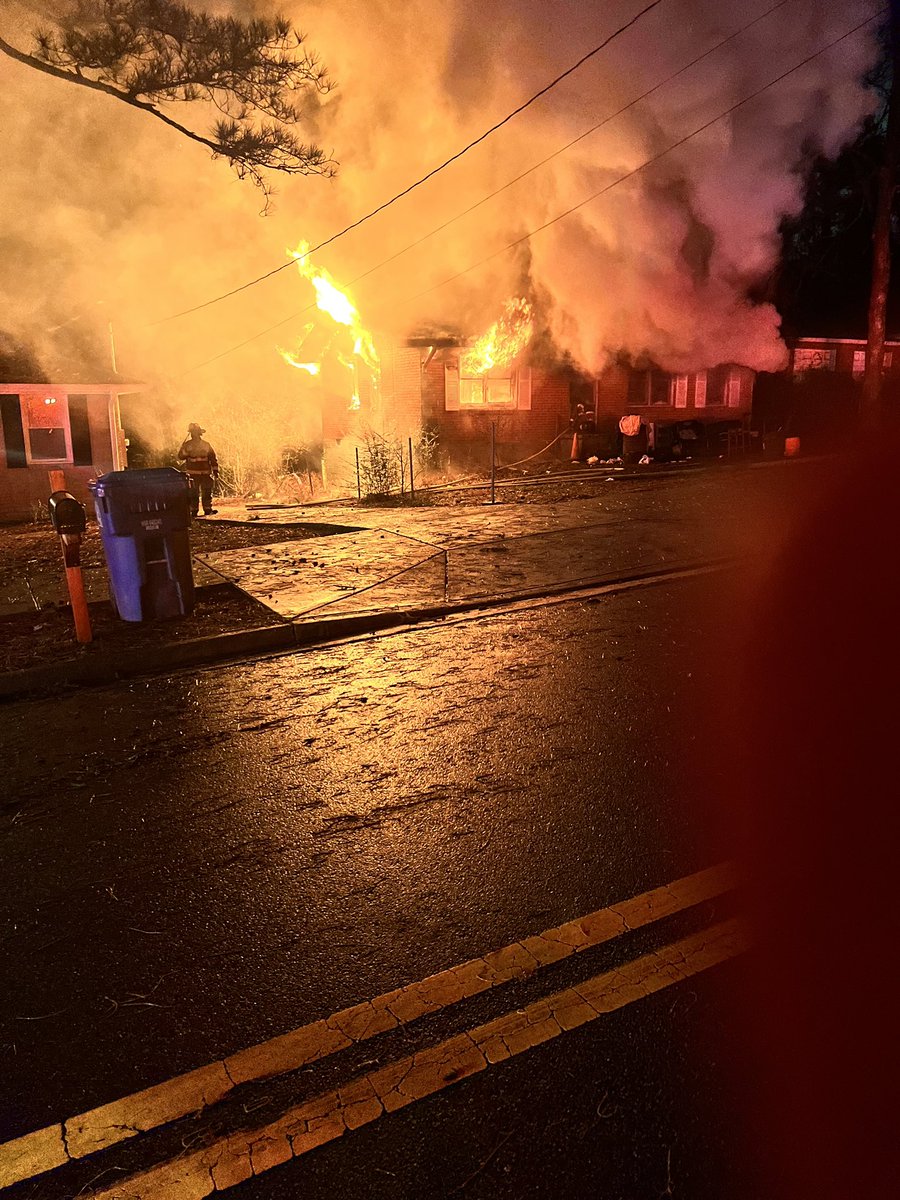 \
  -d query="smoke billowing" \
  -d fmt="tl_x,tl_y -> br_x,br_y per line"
0,0 -> 881,455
